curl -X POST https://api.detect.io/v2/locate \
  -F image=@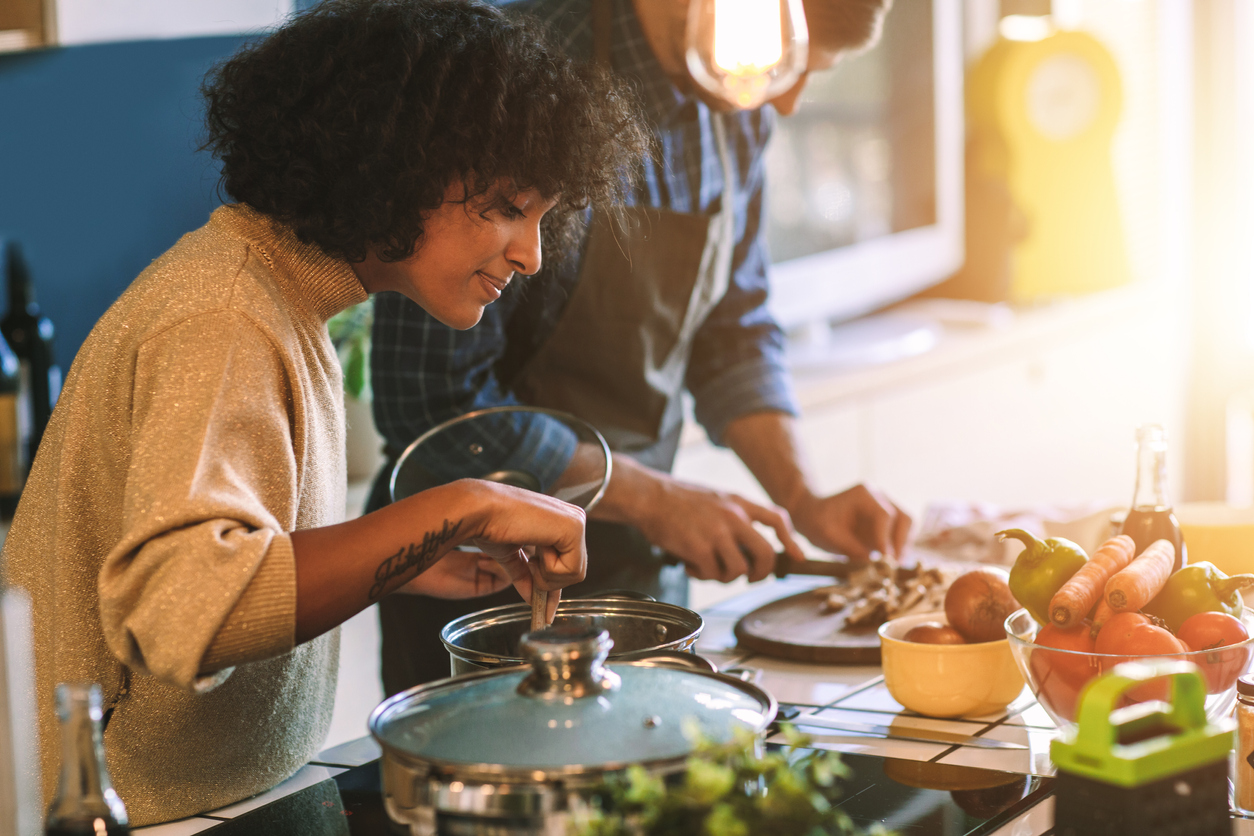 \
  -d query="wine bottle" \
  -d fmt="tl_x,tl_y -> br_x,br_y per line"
0,328 -> 28,518
44,683 -> 130,836
1,240 -> 60,467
